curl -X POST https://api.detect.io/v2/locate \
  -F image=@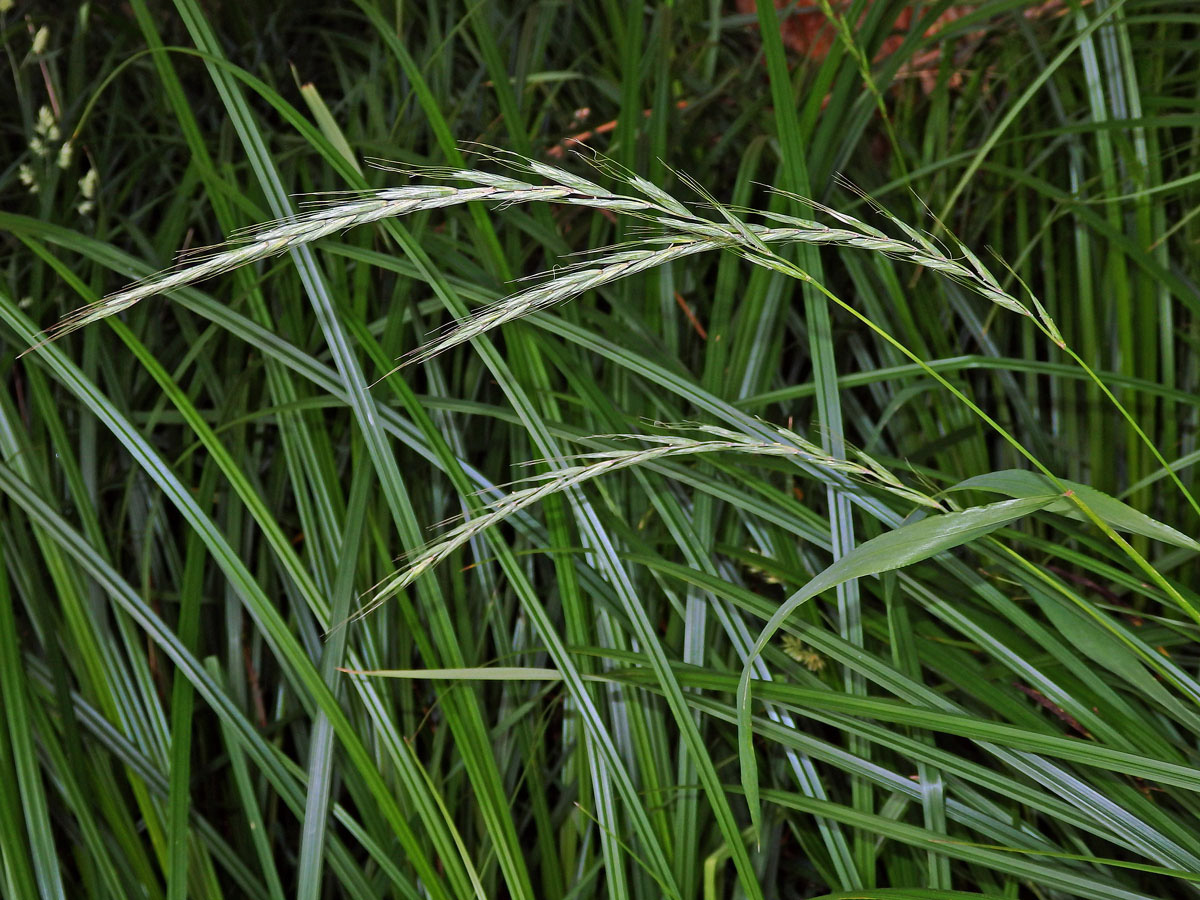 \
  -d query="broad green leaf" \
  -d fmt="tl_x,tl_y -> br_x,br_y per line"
950,470 -> 1200,552
737,496 -> 1058,844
